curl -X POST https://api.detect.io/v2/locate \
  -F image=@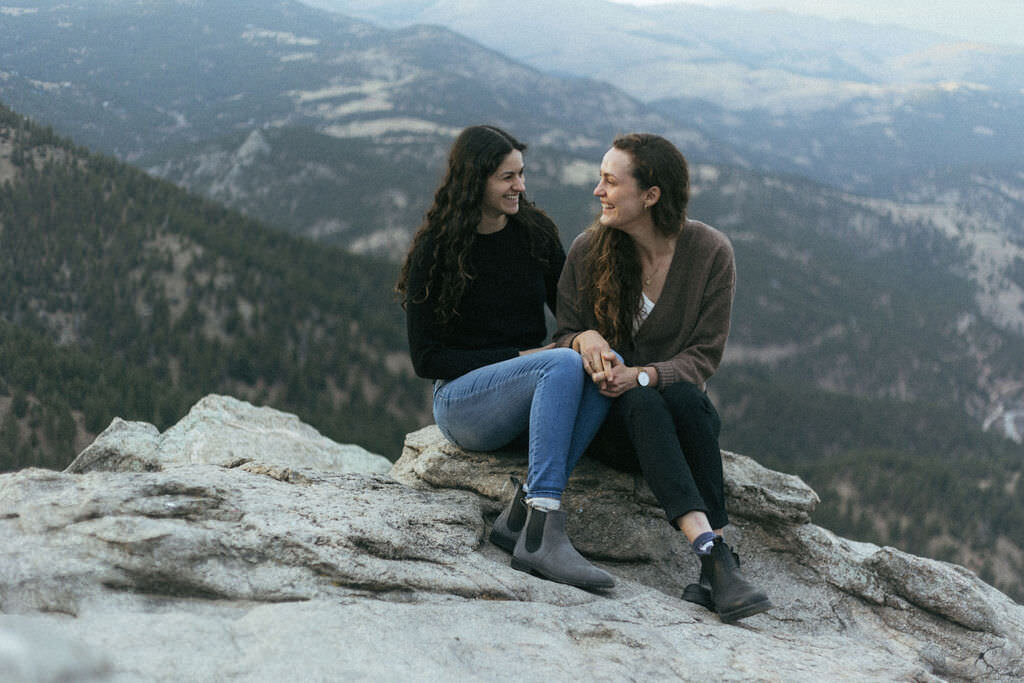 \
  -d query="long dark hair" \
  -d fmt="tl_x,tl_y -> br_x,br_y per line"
396,125 -> 556,323
580,133 -> 690,348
